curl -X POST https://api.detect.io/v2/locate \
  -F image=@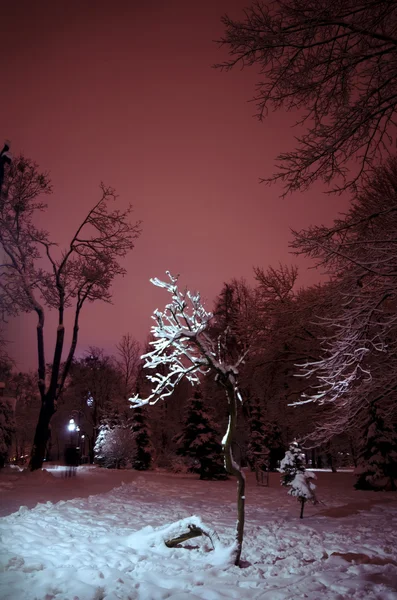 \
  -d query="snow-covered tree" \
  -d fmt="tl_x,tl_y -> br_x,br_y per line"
279,441 -> 317,518
175,389 -> 227,480
130,272 -> 247,566
130,405 -> 154,470
355,404 -> 397,491
94,422 -> 135,469
293,159 -> 397,445
0,398 -> 15,468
